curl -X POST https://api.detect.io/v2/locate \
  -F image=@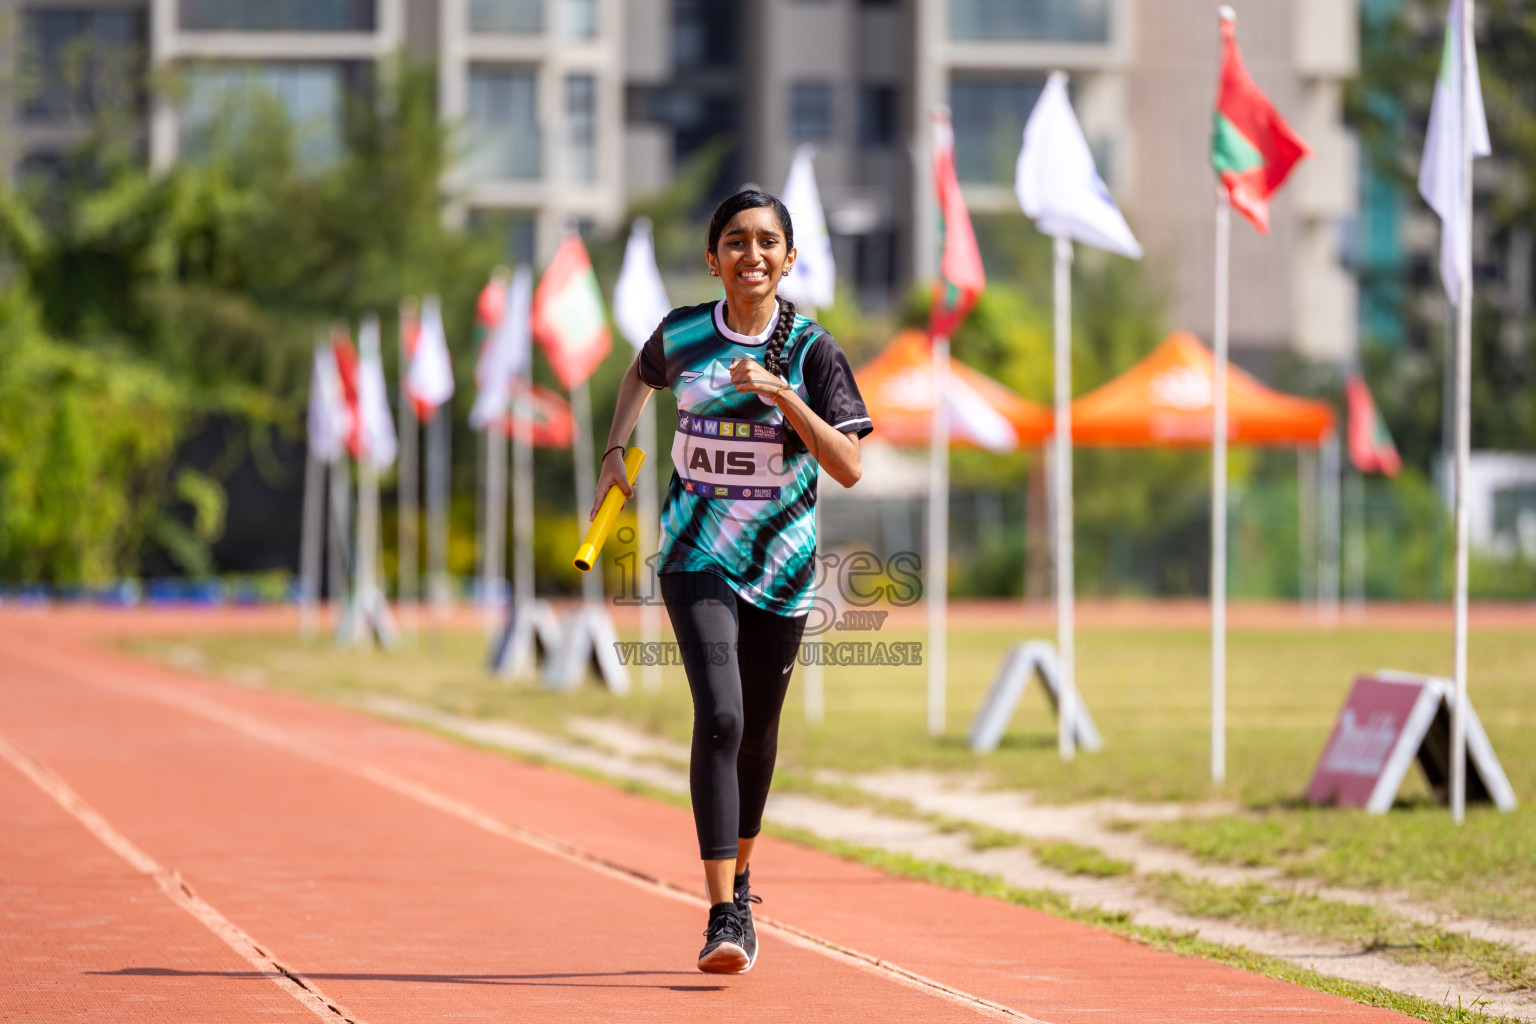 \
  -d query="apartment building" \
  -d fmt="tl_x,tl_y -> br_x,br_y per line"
619,0 -> 1360,362
3,0 -> 626,263
4,0 -> 1360,361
